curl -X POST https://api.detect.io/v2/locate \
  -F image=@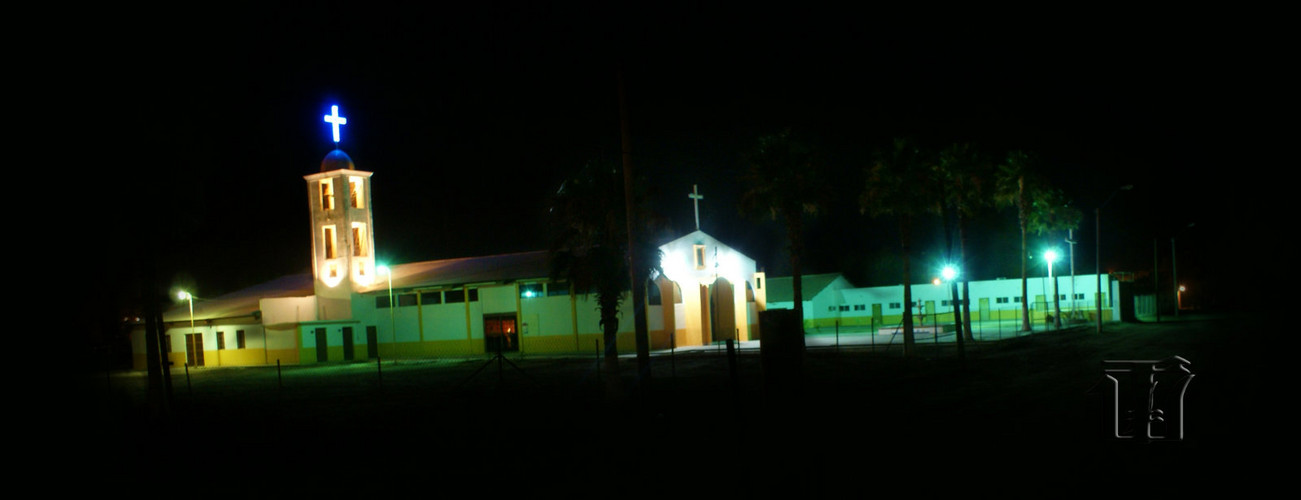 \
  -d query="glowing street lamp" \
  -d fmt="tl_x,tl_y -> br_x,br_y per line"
177,291 -> 197,365
177,290 -> 195,338
1045,250 -> 1061,329
378,265 -> 395,348
1178,284 -> 1186,310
